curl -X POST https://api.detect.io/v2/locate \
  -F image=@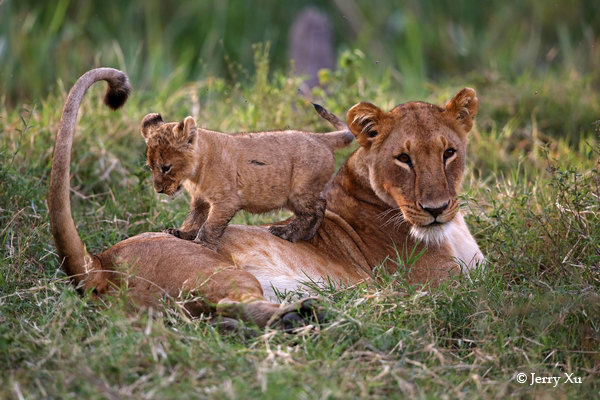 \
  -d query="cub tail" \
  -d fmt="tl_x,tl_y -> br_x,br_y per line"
312,103 -> 346,130
48,68 -> 130,285
311,103 -> 354,150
